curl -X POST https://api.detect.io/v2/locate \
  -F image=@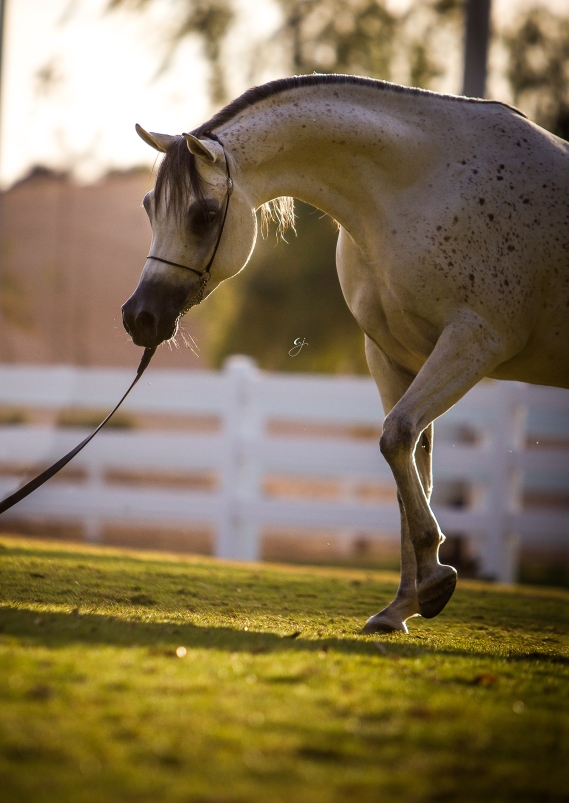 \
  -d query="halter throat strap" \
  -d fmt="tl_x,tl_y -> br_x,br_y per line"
147,132 -> 233,278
